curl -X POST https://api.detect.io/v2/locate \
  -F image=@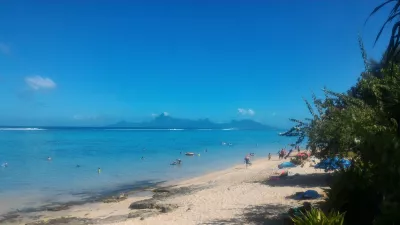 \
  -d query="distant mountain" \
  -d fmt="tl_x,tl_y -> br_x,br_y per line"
107,113 -> 273,130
